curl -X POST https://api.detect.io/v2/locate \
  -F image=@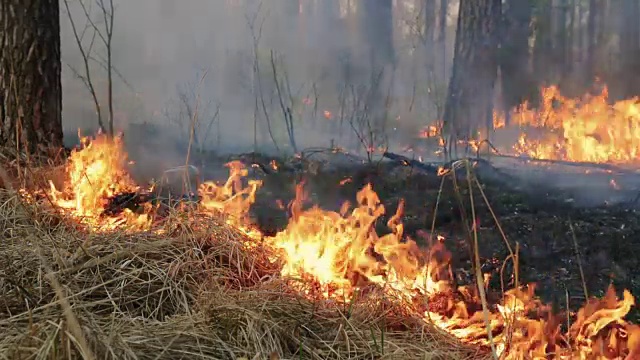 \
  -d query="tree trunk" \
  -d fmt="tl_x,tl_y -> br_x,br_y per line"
585,0 -> 597,86
533,0 -> 554,85
424,0 -> 437,45
360,0 -> 395,68
619,0 -> 640,97
438,0 -> 448,88
0,0 -> 64,155
567,0 -> 575,74
358,0 -> 394,153
442,0 -> 501,154
556,0 -> 569,77
501,0 -> 534,112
